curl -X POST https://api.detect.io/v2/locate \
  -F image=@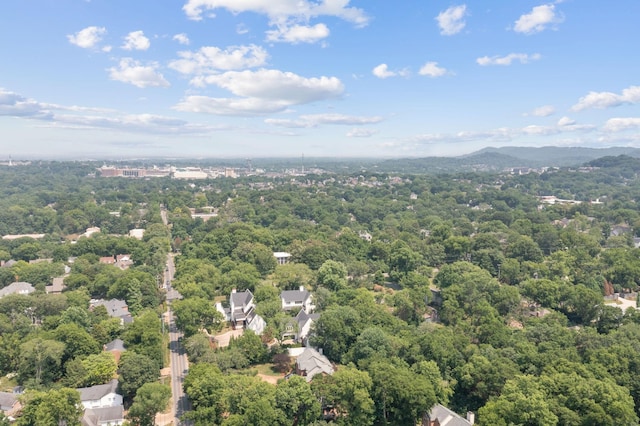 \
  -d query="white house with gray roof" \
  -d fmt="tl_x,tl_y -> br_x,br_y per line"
77,379 -> 122,410
295,347 -> 334,382
216,289 -> 266,335
77,379 -> 124,426
0,281 -> 35,298
280,286 -> 315,313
